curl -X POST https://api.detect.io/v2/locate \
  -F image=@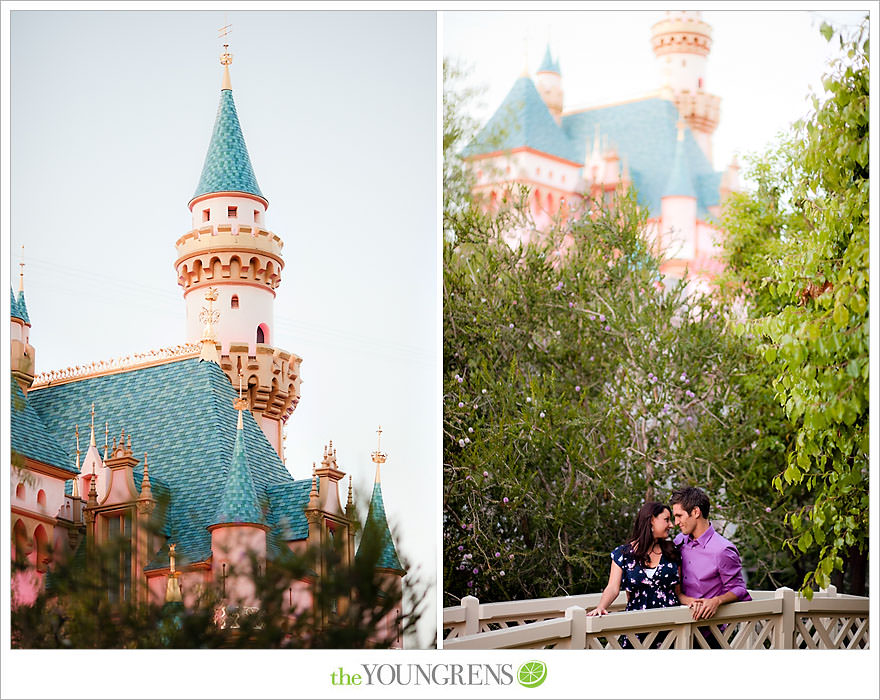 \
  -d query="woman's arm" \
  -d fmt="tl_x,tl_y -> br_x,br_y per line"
587,562 -> 623,616
675,583 -> 697,607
